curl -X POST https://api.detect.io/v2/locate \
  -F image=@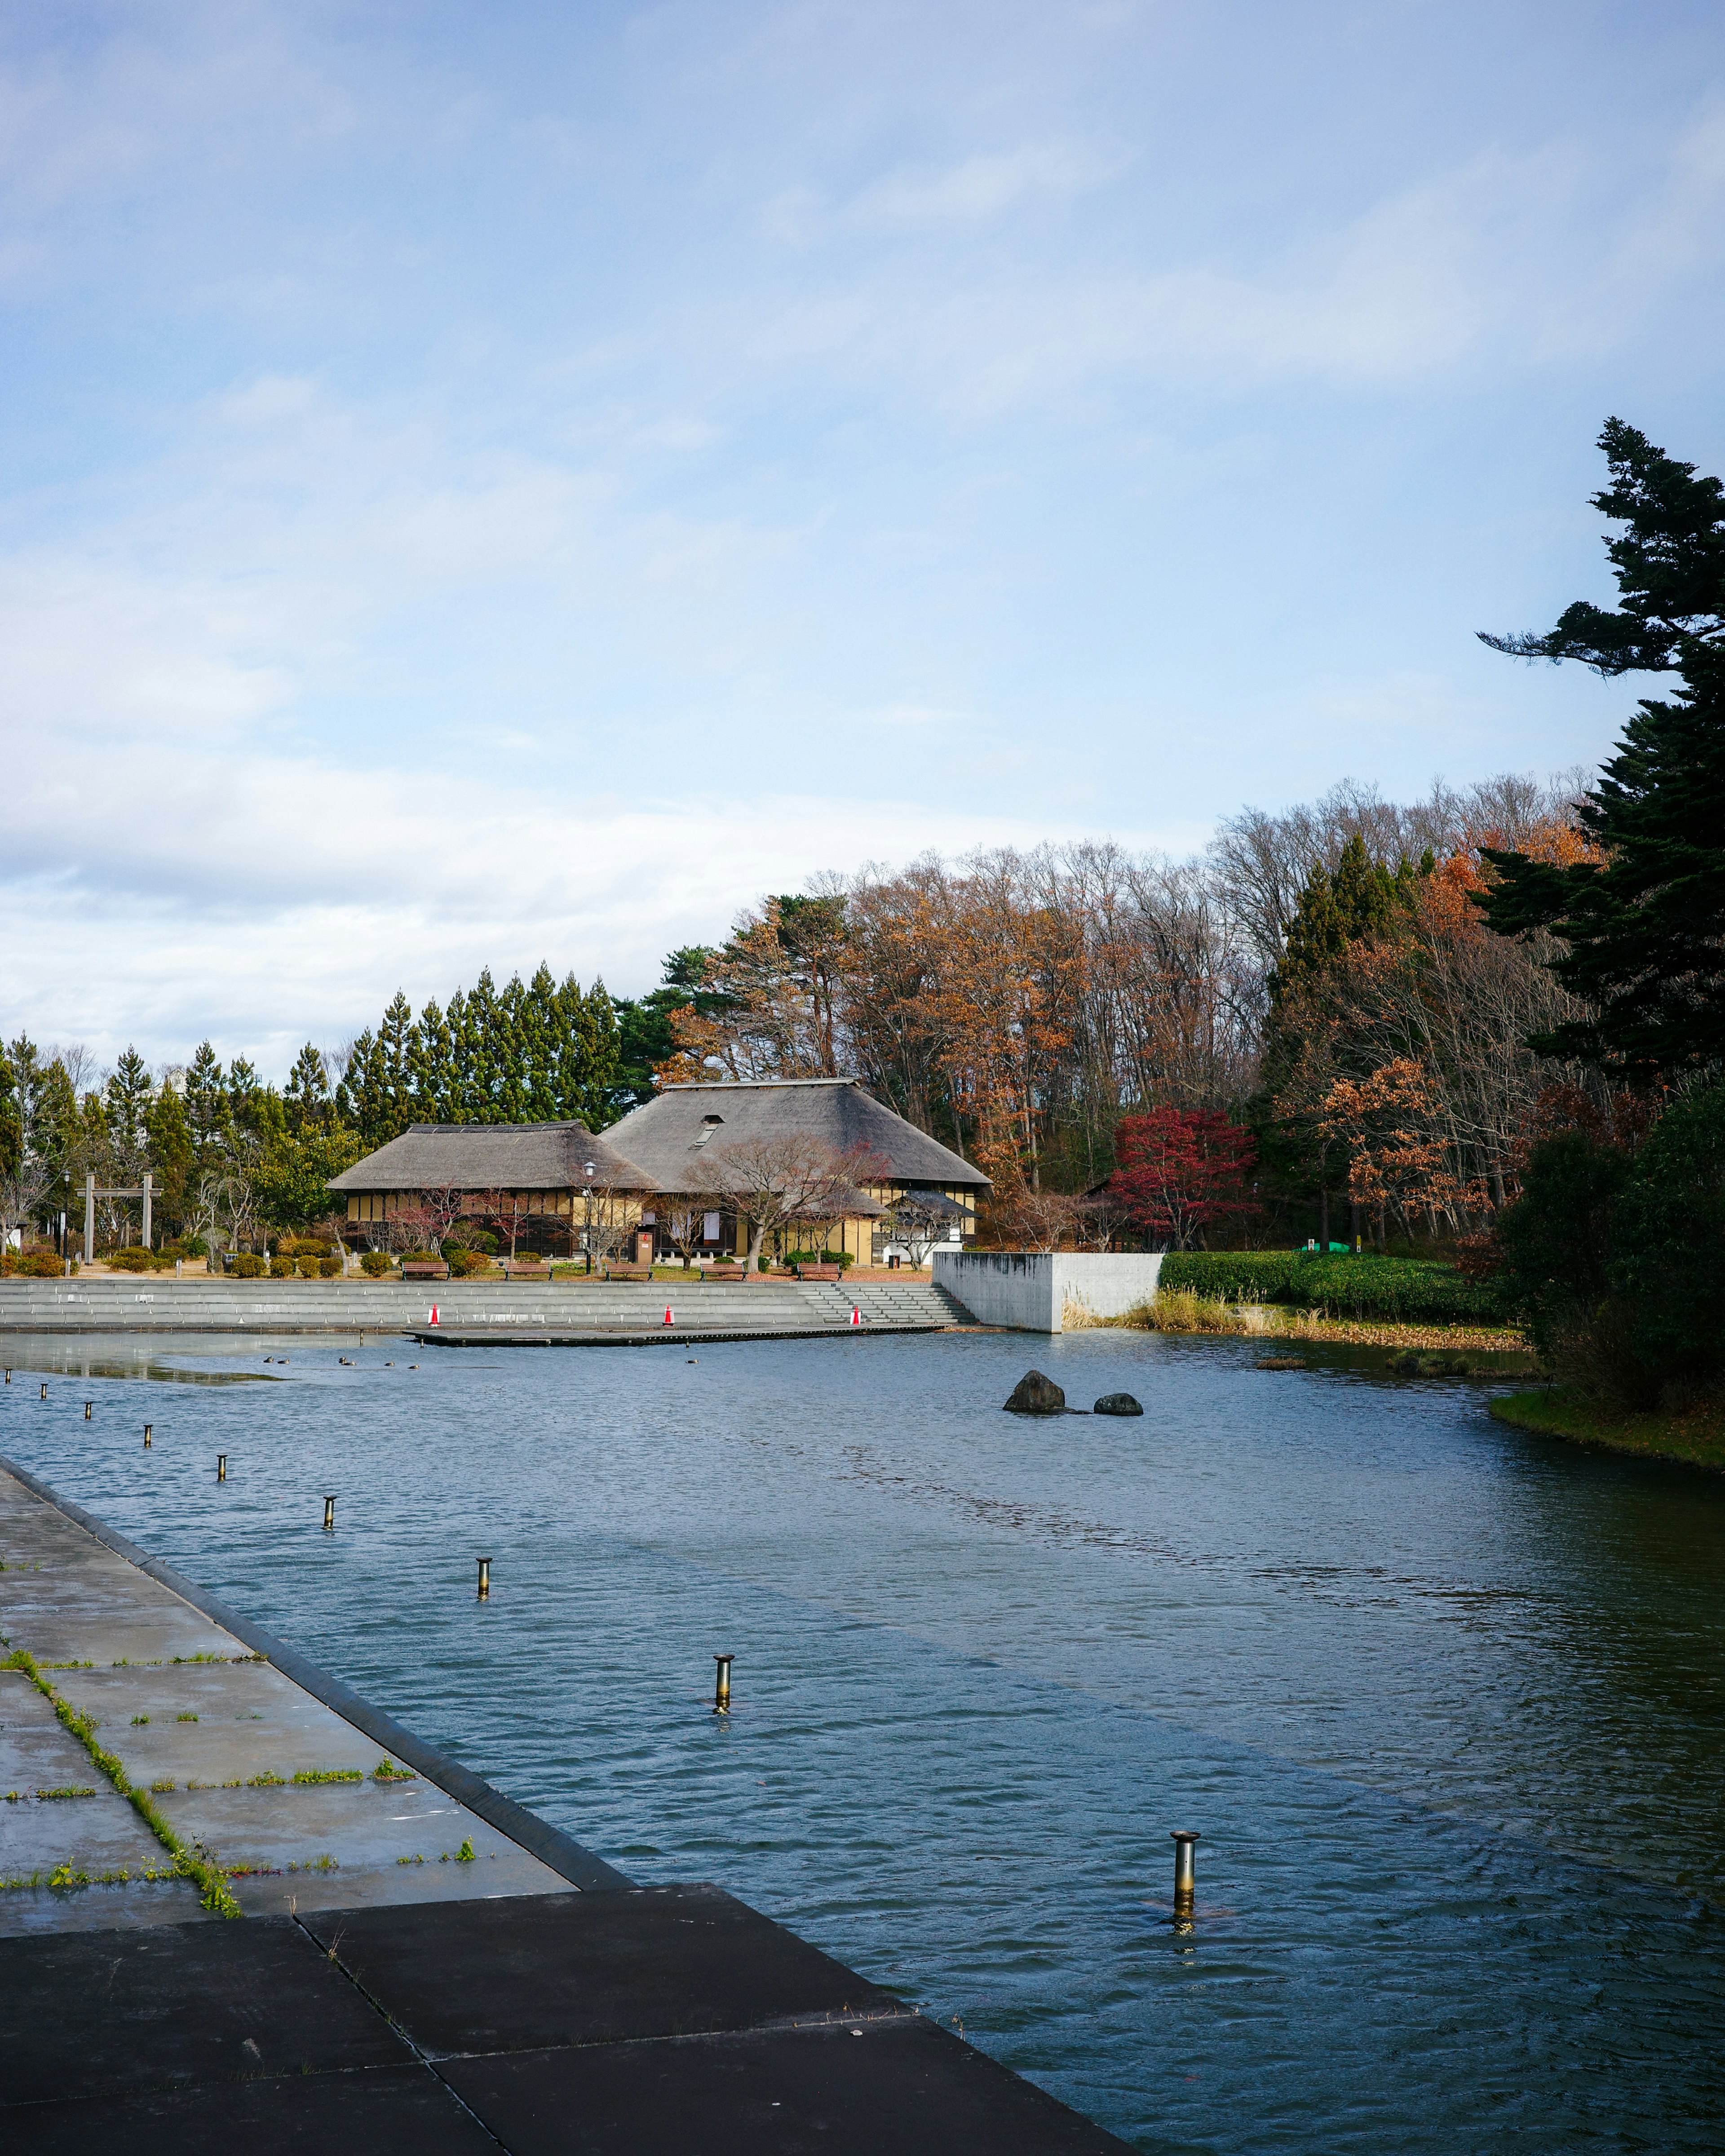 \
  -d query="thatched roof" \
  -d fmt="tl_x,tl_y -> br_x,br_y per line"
329,1122 -> 653,1194
604,1079 -> 990,1194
